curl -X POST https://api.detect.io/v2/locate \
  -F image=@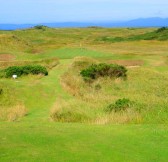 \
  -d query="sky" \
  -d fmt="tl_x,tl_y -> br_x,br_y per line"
0,0 -> 168,24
